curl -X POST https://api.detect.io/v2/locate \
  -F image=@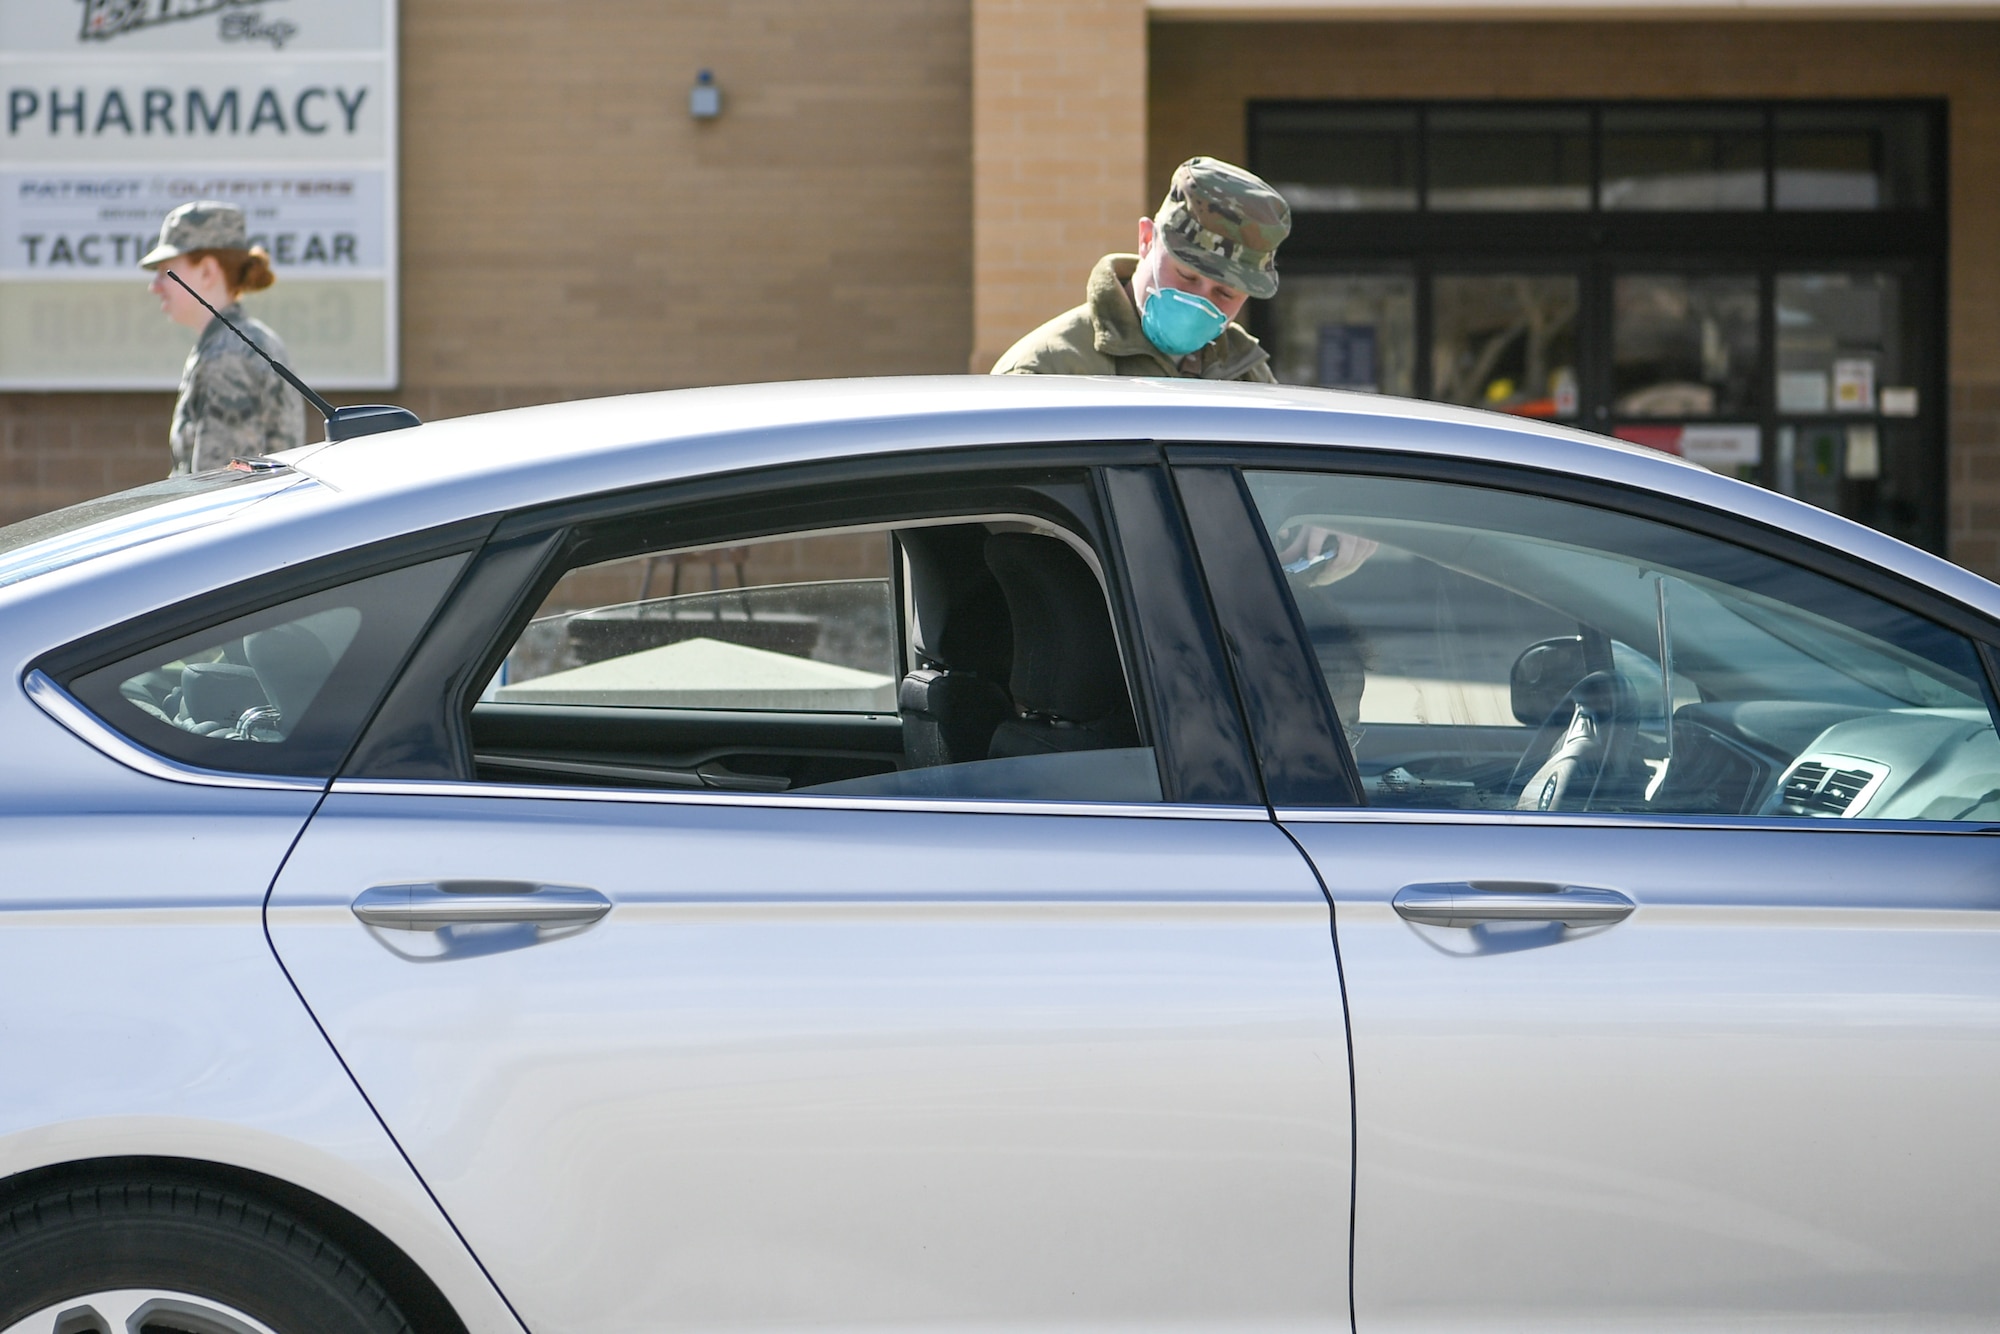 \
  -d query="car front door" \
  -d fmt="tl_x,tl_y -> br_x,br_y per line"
1177,456 -> 2000,1331
266,456 -> 1353,1334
